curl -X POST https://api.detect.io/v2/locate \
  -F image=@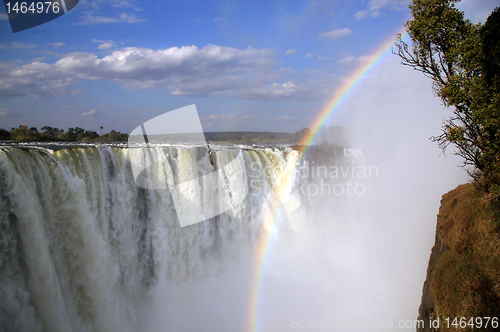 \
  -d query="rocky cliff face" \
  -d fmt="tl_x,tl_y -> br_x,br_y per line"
417,202 -> 449,332
417,200 -> 449,332
417,184 -> 500,332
